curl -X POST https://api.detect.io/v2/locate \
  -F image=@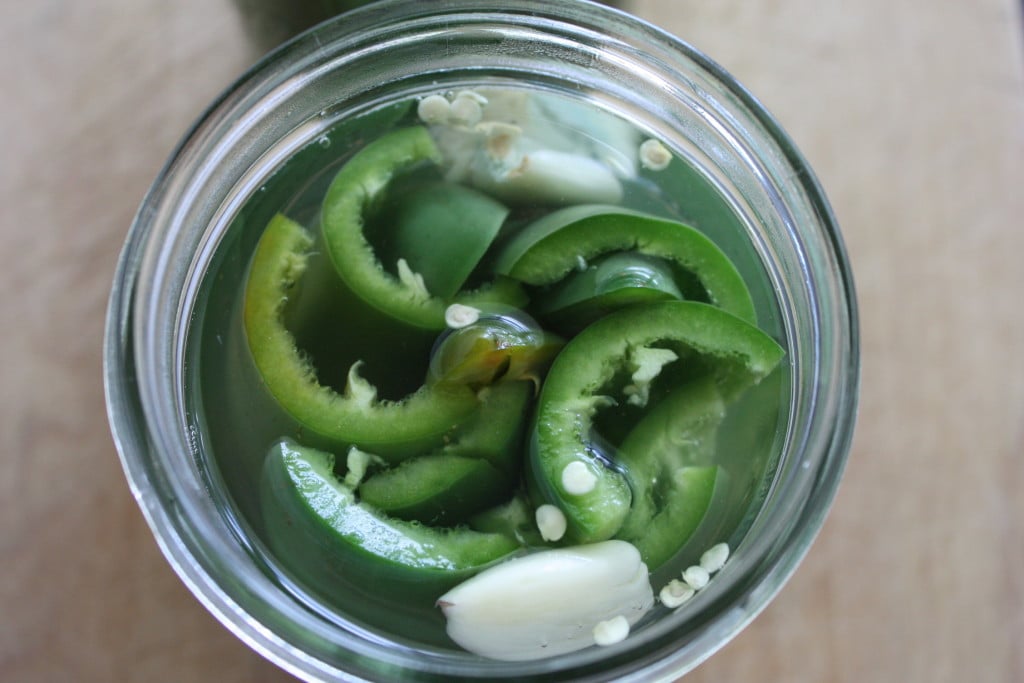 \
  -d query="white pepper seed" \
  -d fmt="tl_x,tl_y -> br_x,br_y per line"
659,579 -> 695,608
450,94 -> 484,126
699,543 -> 730,574
417,94 -> 451,125
561,461 -> 598,495
682,565 -> 710,590
592,615 -> 630,646
444,303 -> 481,329
639,138 -> 672,171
